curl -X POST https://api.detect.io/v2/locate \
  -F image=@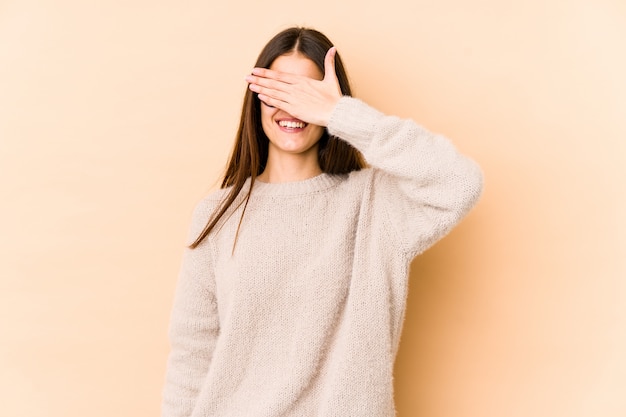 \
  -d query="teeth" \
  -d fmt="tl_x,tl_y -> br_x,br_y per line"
278,120 -> 305,129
